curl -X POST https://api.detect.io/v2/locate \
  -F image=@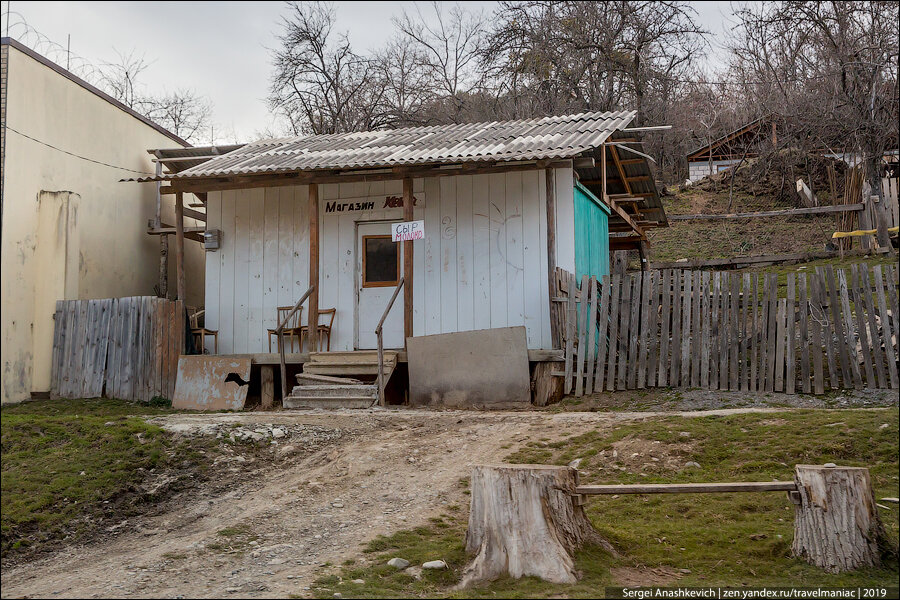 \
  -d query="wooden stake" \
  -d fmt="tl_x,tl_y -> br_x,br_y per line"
545,169 -> 559,348
308,184 -> 319,351
403,177 -> 414,346
174,191 -> 186,301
